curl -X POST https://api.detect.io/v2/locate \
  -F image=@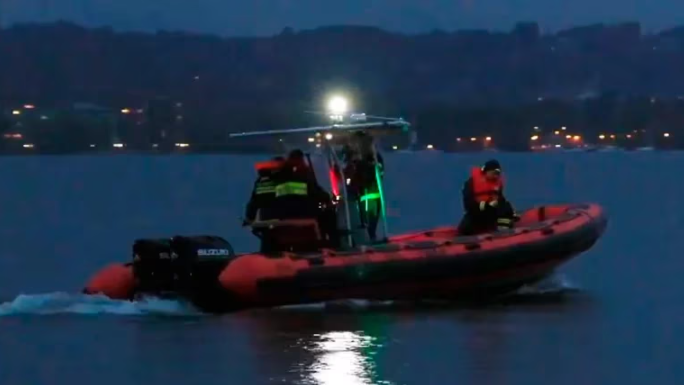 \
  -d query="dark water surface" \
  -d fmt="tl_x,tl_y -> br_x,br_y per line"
0,152 -> 679,384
